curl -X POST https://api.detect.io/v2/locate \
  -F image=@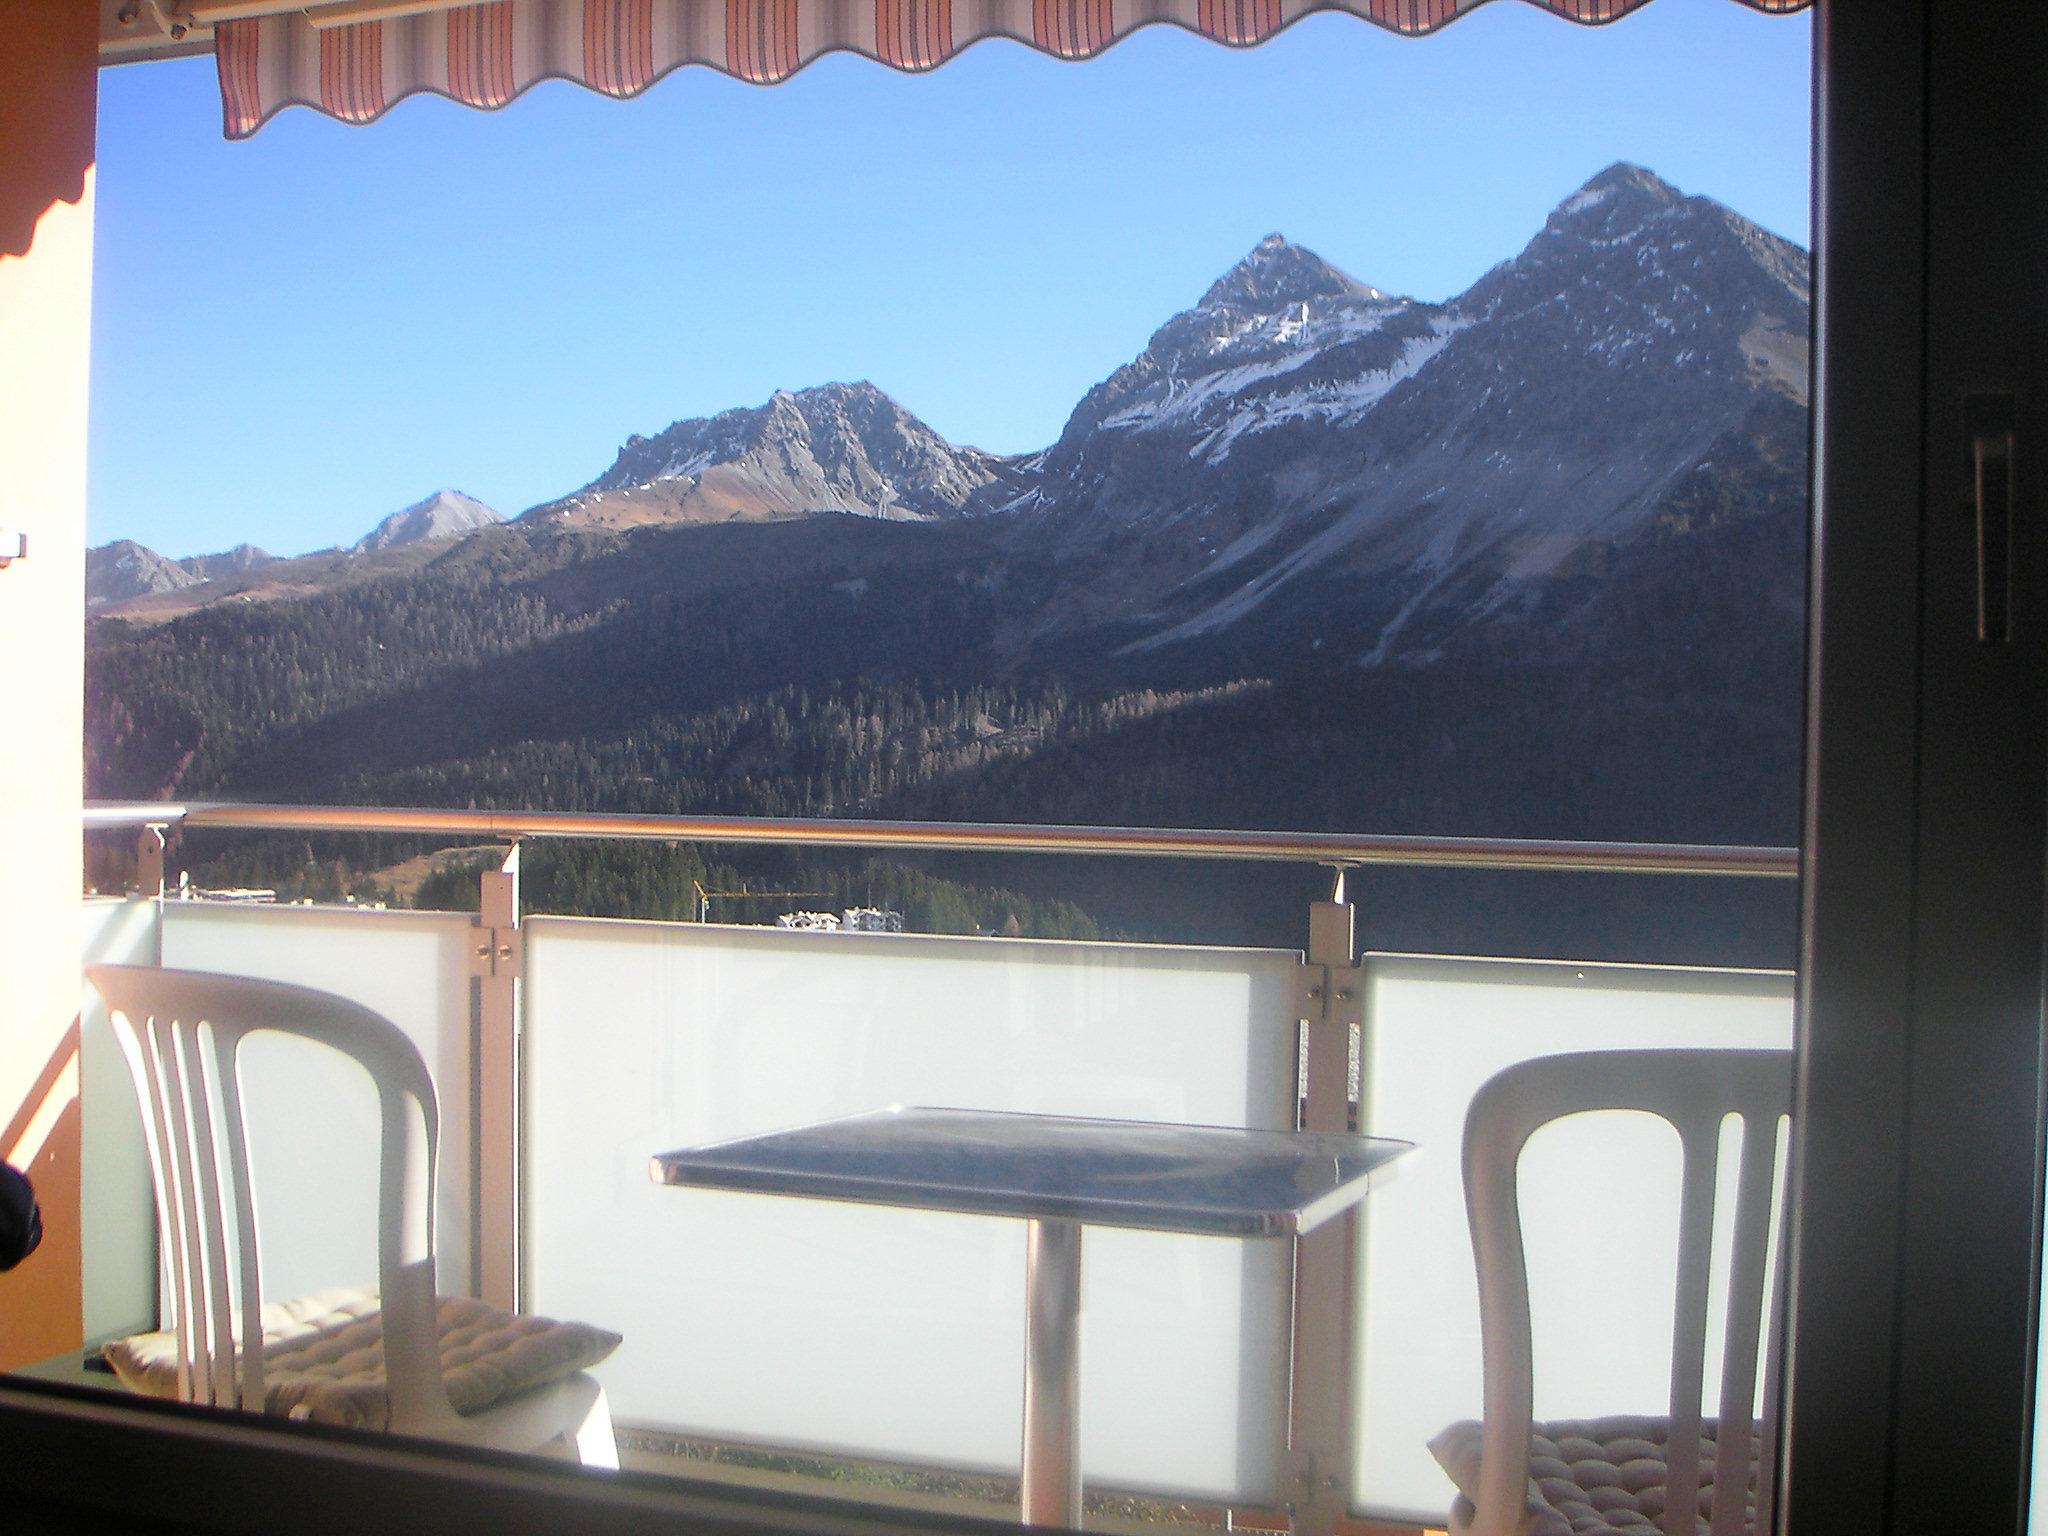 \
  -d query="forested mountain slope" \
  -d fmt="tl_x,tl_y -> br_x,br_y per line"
87,166 -> 1808,960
